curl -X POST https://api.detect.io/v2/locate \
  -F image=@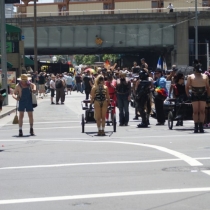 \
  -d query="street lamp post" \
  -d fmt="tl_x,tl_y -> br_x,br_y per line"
0,0 -> 8,105
195,0 -> 198,59
34,0 -> 38,73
